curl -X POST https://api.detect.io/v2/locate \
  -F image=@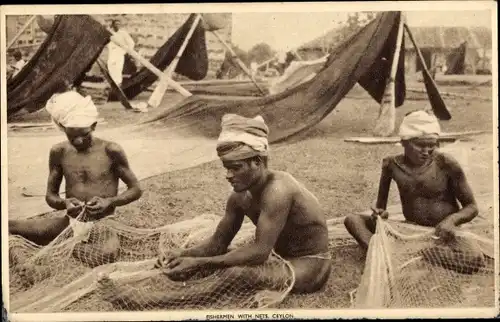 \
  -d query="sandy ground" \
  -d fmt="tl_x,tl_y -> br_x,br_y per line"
6,81 -> 496,309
